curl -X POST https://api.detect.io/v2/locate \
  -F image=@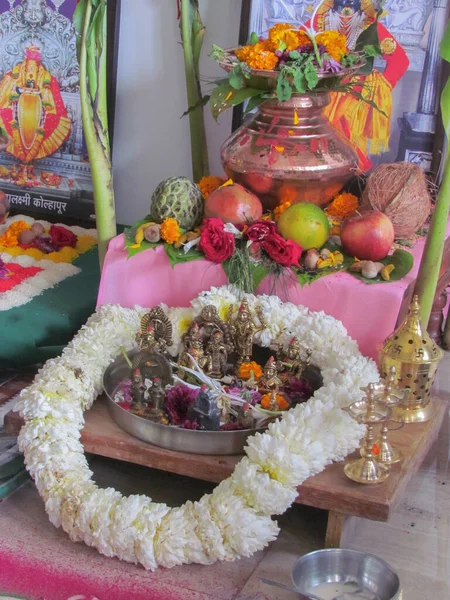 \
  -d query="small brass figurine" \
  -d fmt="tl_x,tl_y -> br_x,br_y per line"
179,322 -> 207,371
149,377 -> 165,411
344,384 -> 391,485
237,402 -> 254,429
131,368 -> 146,411
205,330 -> 228,379
379,295 -> 443,423
187,386 -> 221,431
259,356 -> 281,392
137,307 -> 173,353
188,305 -> 234,351
228,299 -> 267,366
277,337 -> 312,379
